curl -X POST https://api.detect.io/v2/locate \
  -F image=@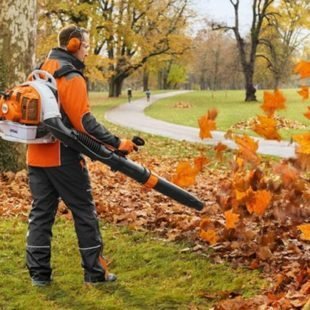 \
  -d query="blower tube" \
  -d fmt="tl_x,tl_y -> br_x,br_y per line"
44,117 -> 204,211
